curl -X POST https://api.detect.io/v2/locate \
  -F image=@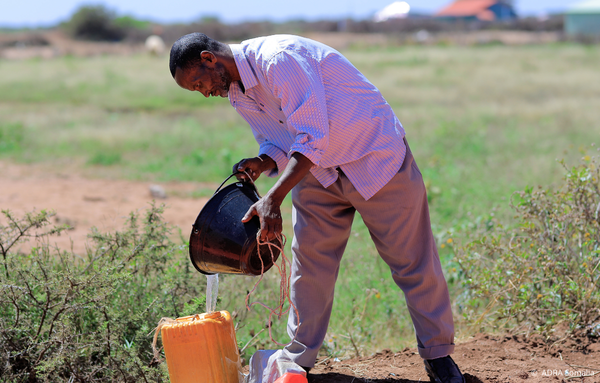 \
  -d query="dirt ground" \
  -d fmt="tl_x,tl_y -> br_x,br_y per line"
306,332 -> 600,383
0,161 -> 209,254
2,162 -> 599,382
